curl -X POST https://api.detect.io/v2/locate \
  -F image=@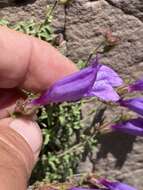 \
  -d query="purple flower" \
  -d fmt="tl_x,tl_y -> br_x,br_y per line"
32,57 -> 121,105
69,188 -> 100,190
32,58 -> 100,105
119,97 -> 143,116
111,117 -> 143,136
128,78 -> 143,92
100,179 -> 137,190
